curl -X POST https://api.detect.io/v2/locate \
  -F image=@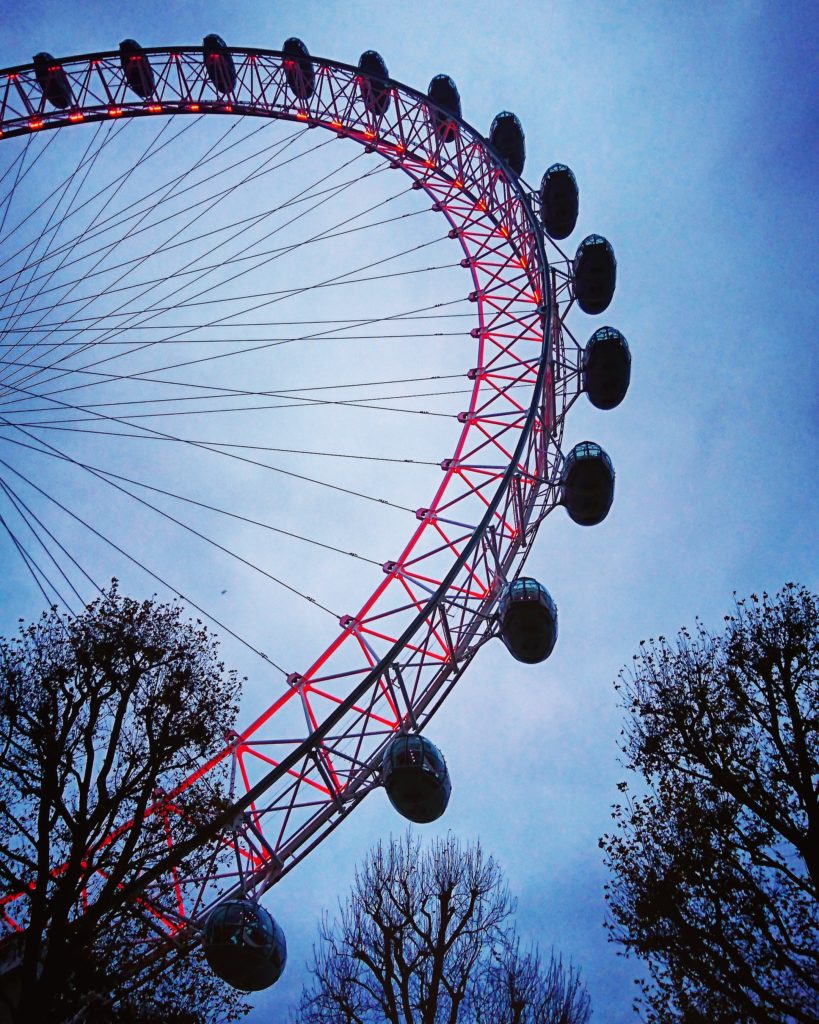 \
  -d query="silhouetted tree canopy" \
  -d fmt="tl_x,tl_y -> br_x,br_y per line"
0,584 -> 247,1023
294,830 -> 591,1024
600,583 -> 819,1022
